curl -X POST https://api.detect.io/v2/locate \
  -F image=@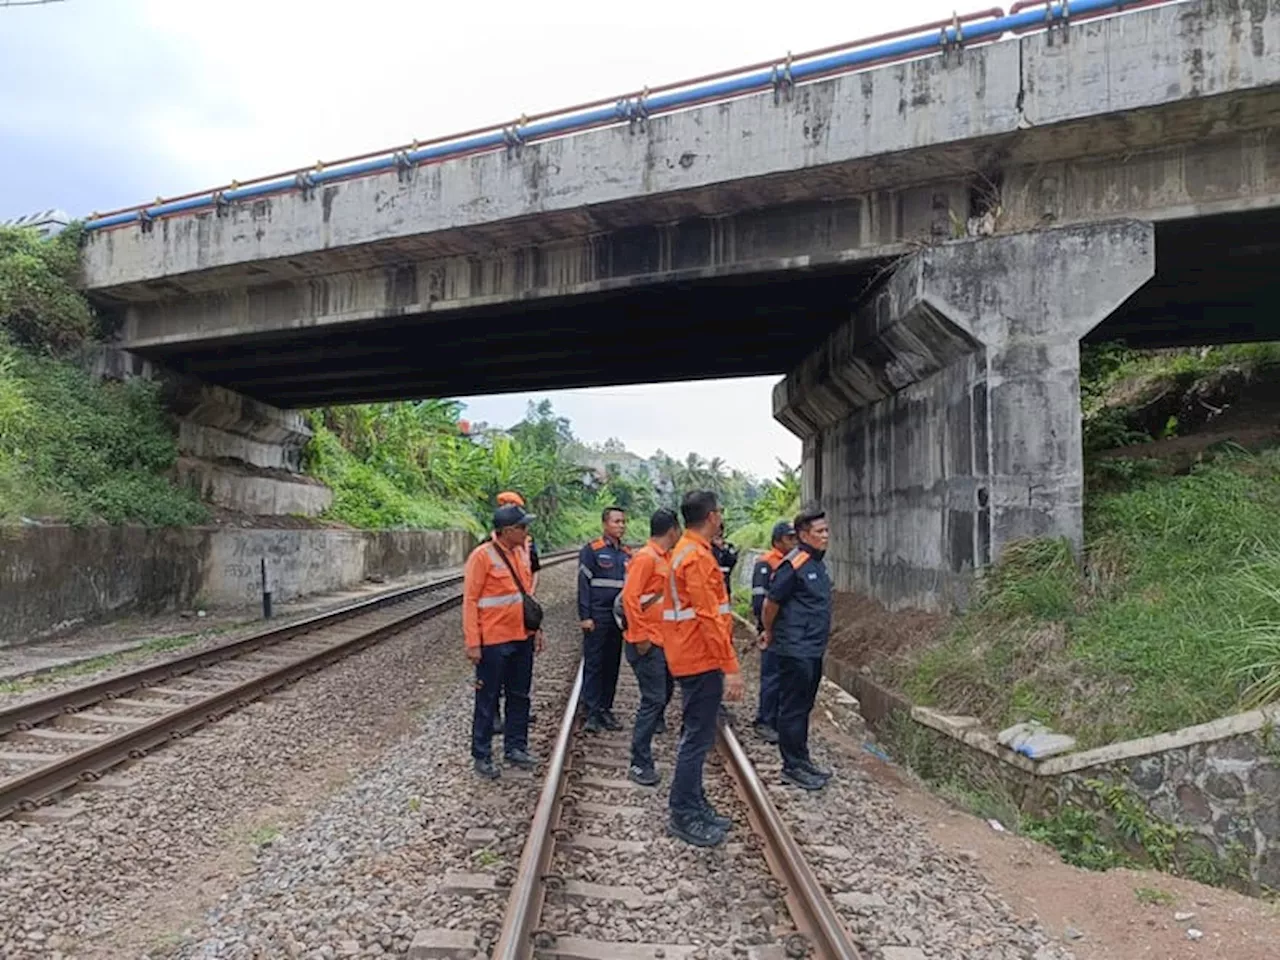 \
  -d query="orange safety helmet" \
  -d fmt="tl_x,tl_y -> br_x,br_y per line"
496,491 -> 525,507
